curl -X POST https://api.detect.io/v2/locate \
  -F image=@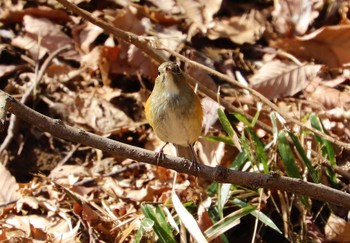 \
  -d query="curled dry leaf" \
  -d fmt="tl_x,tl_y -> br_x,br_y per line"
0,163 -> 20,204
250,60 -> 322,100
72,89 -> 133,135
197,138 -> 226,167
208,10 -> 266,45
4,214 -> 78,242
201,97 -> 220,135
185,50 -> 217,91
0,7 -> 71,25
0,65 -> 17,79
272,0 -> 321,35
49,87 -> 132,135
305,81 -> 350,109
178,0 -> 222,33
11,15 -> 76,60
187,64 -> 217,91
273,25 -> 350,67
156,27 -> 187,57
103,6 -> 159,78
75,21 -> 104,54
325,213 -> 350,242
148,0 -> 180,13
49,165 -> 91,185
110,6 -> 145,35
